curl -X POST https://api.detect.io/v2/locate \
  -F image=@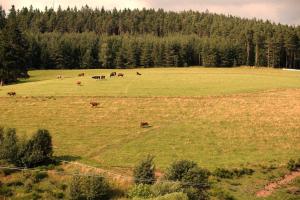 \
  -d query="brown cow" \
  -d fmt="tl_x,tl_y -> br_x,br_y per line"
118,73 -> 124,77
92,76 -> 101,80
90,102 -> 99,108
140,122 -> 151,128
136,72 -> 142,75
110,72 -> 117,78
78,73 -> 85,77
76,81 -> 82,86
7,92 -> 16,96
